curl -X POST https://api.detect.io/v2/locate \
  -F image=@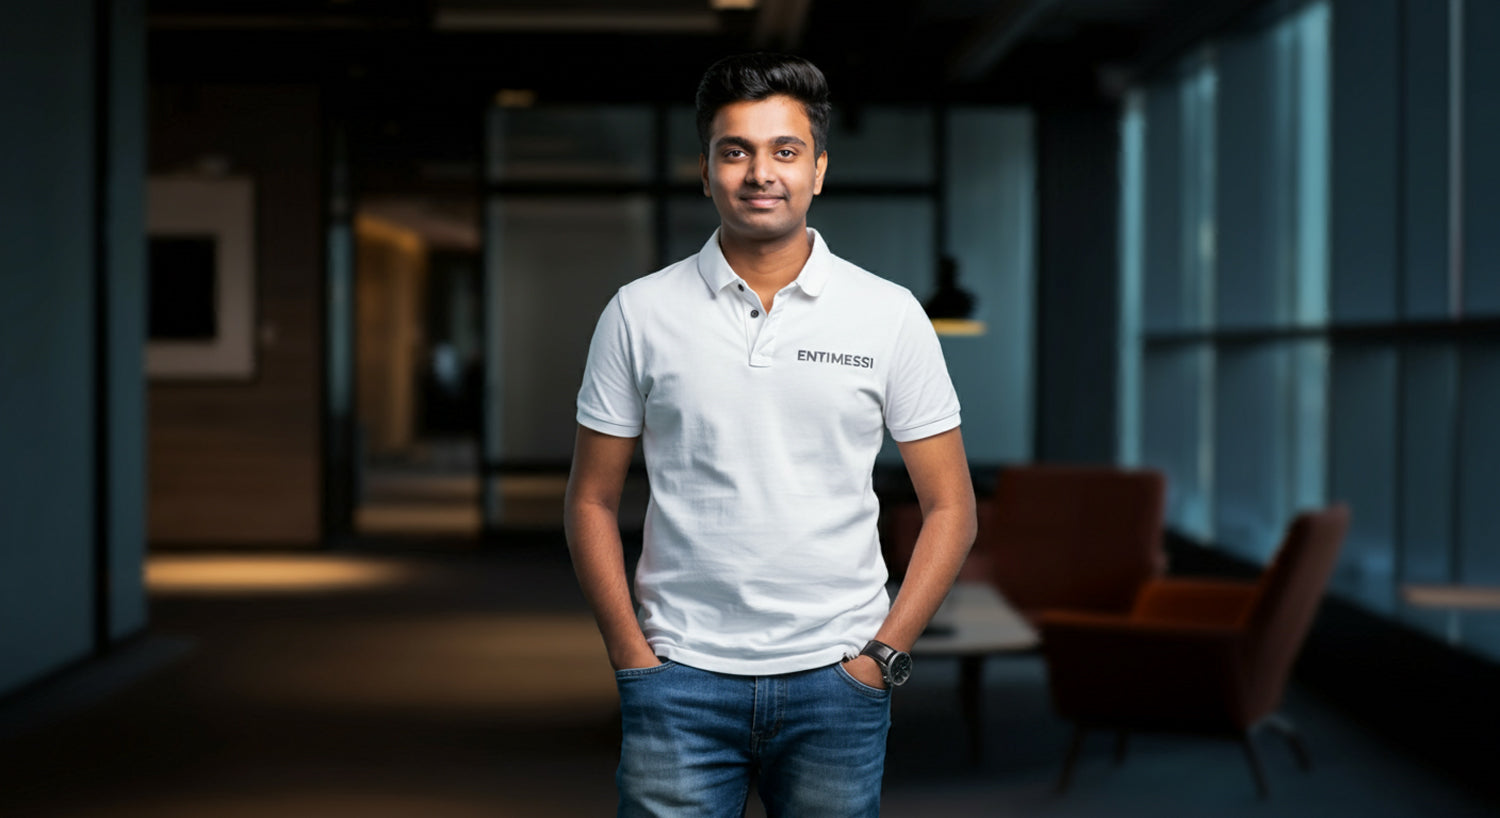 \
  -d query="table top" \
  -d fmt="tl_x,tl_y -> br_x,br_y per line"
910,581 -> 1040,656
1401,584 -> 1500,610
